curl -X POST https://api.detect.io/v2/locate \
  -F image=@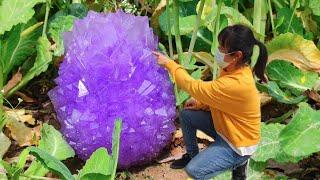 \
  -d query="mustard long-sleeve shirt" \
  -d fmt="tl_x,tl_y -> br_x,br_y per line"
164,60 -> 261,147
